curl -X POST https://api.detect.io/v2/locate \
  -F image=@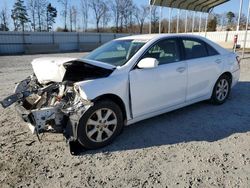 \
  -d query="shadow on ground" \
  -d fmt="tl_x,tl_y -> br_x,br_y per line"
74,82 -> 250,155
